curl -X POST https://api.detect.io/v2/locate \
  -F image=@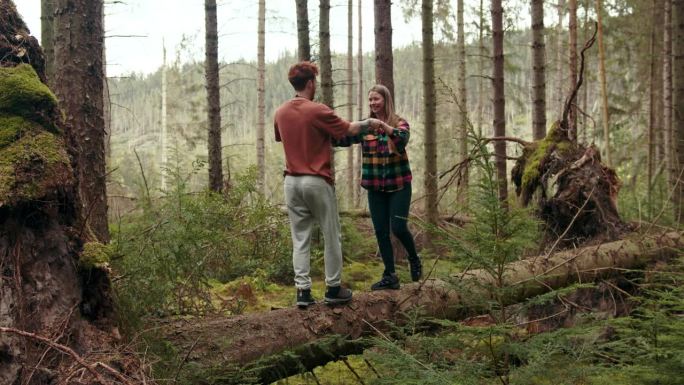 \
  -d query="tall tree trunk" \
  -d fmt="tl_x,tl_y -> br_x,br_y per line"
654,0 -> 665,168
54,0 -> 109,242
556,0 -> 565,115
674,0 -> 684,221
457,0 -> 469,206
567,0 -> 578,142
41,0 -> 55,86
423,0 -> 439,233
374,0 -> 395,98
532,0 -> 547,140
596,0 -> 612,165
346,0 -> 354,208
492,0 -> 508,202
478,0 -> 486,136
665,0 -> 674,196
161,42 -> 168,191
581,0 -> 589,143
257,0 -> 266,194
355,0 -> 364,208
649,0 -> 664,215
205,0 -> 223,192
319,0 -> 333,108
296,0 -> 311,61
